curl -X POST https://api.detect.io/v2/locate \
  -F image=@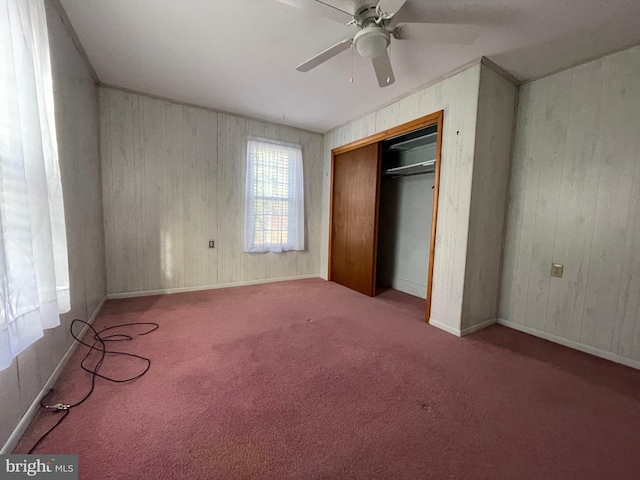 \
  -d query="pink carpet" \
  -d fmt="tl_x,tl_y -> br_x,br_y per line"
14,279 -> 640,479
